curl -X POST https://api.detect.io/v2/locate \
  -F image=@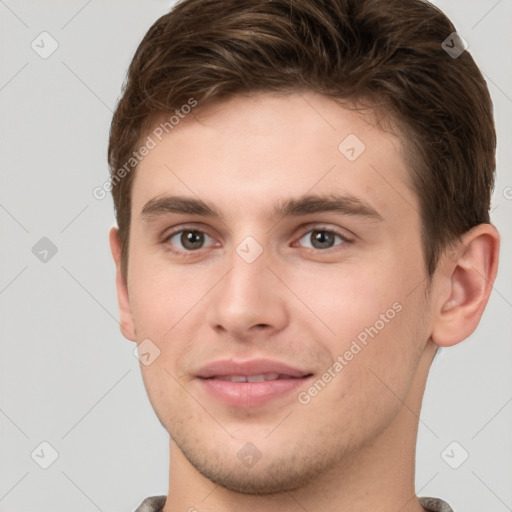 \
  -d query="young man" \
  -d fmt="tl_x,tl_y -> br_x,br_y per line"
107,0 -> 500,510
